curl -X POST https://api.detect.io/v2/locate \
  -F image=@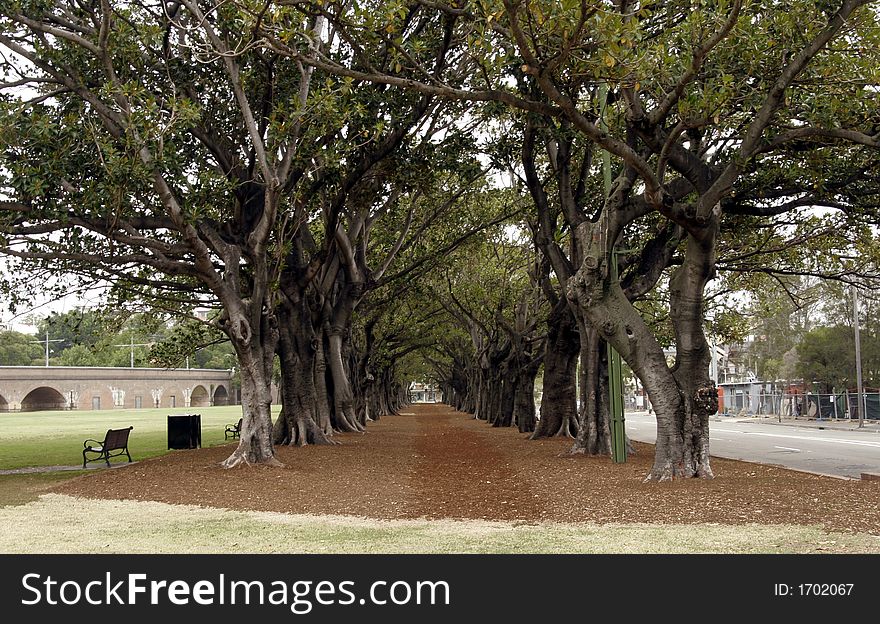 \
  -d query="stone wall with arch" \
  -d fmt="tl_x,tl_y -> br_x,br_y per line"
0,367 -> 235,411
